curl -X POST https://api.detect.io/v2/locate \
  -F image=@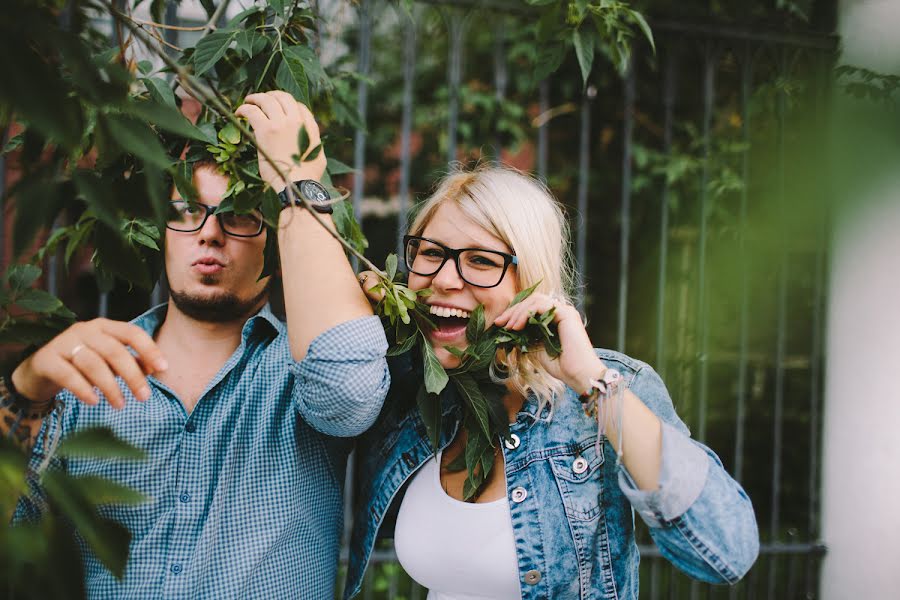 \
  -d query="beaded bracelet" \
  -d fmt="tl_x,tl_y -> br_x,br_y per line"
578,368 -> 625,464
0,373 -> 58,445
